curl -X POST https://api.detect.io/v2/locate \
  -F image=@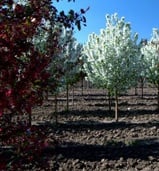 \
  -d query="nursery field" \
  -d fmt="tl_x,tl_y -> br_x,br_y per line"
1,84 -> 159,170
